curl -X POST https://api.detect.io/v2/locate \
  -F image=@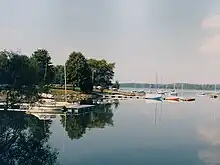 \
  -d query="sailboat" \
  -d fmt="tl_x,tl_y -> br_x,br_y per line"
179,84 -> 195,102
169,83 -> 178,96
210,84 -> 218,99
157,76 -> 167,95
31,64 -> 82,110
197,84 -> 206,96
145,72 -> 162,100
